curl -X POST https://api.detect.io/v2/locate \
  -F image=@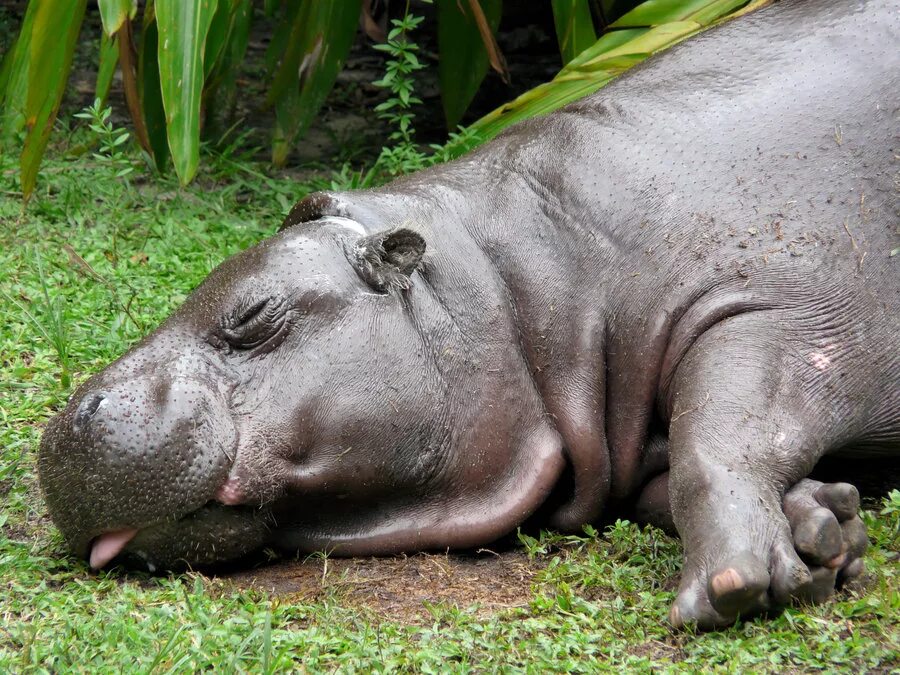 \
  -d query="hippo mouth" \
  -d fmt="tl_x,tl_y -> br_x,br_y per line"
87,475 -> 248,570
90,528 -> 140,569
